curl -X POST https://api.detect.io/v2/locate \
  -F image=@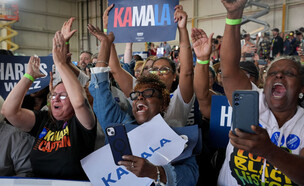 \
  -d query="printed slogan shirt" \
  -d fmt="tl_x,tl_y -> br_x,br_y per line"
29,111 -> 96,180
218,87 -> 304,186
